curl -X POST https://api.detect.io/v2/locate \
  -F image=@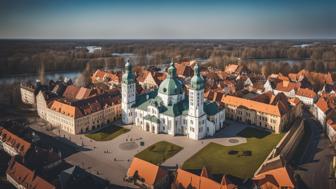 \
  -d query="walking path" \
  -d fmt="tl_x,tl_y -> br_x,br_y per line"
28,118 -> 248,187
